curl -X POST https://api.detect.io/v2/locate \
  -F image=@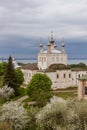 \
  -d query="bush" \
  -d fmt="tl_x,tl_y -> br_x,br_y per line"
0,85 -> 14,99
36,96 -> 67,130
0,101 -> 29,130
15,69 -> 24,87
26,73 -> 52,107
